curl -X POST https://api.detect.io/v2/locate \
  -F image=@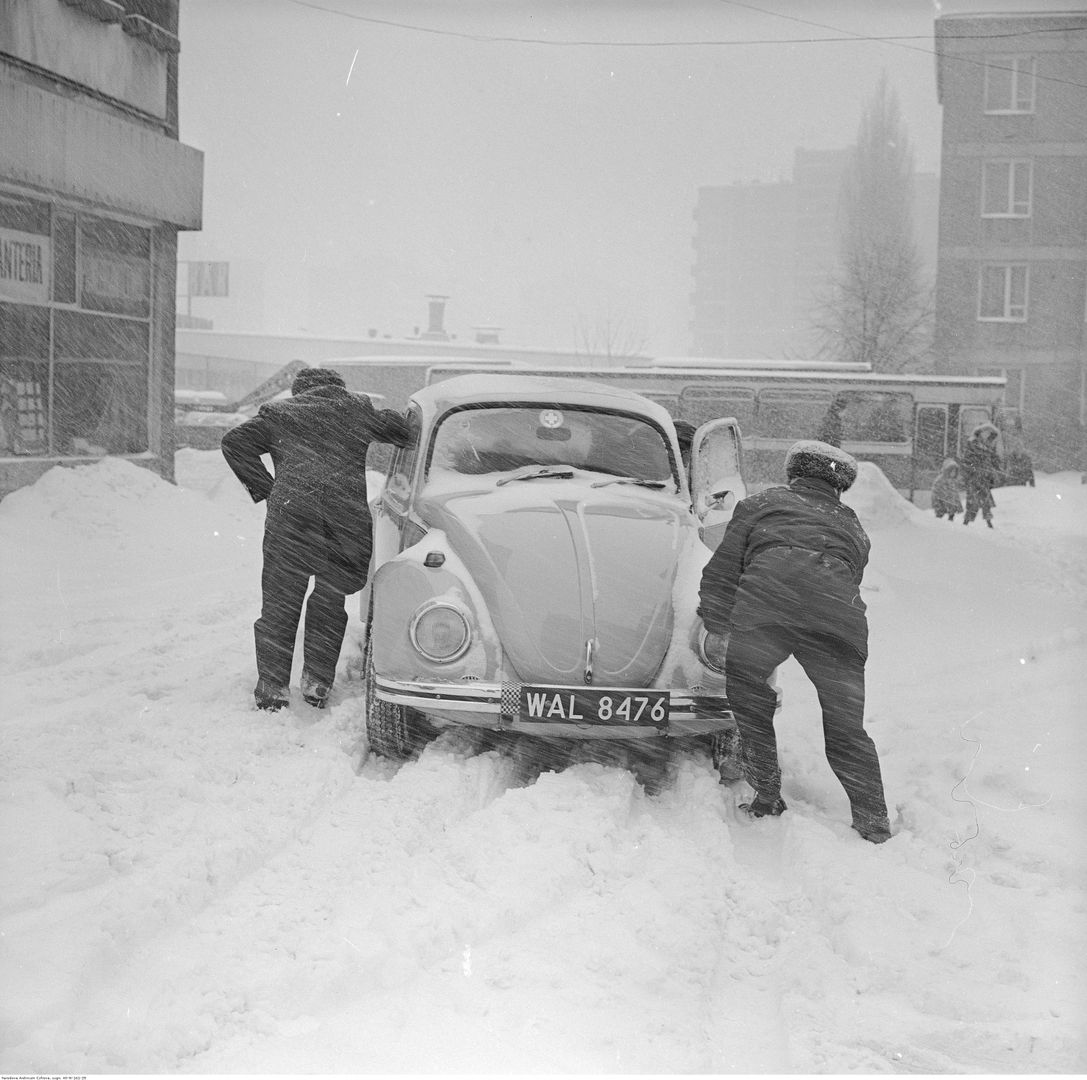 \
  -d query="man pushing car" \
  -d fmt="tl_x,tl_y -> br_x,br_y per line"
698,440 -> 892,843
222,367 -> 412,712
